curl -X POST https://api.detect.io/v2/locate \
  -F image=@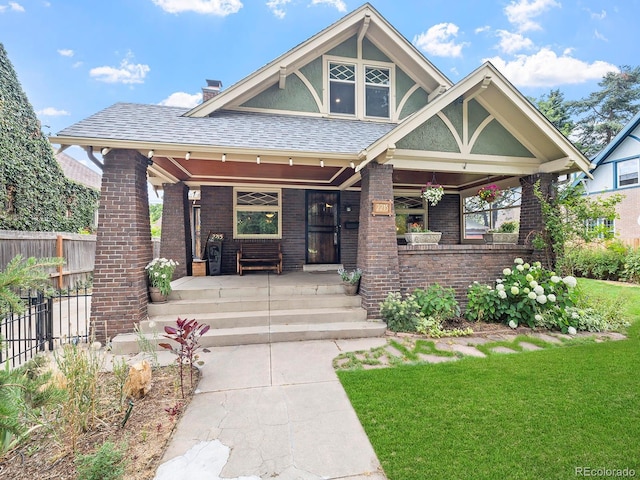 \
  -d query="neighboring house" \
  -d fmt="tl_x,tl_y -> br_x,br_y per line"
56,151 -> 102,190
50,3 -> 591,342
575,111 -> 640,245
